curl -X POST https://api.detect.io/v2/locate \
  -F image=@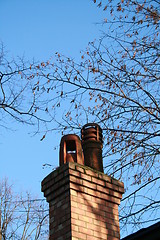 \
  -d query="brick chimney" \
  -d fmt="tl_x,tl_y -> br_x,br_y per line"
42,124 -> 124,240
